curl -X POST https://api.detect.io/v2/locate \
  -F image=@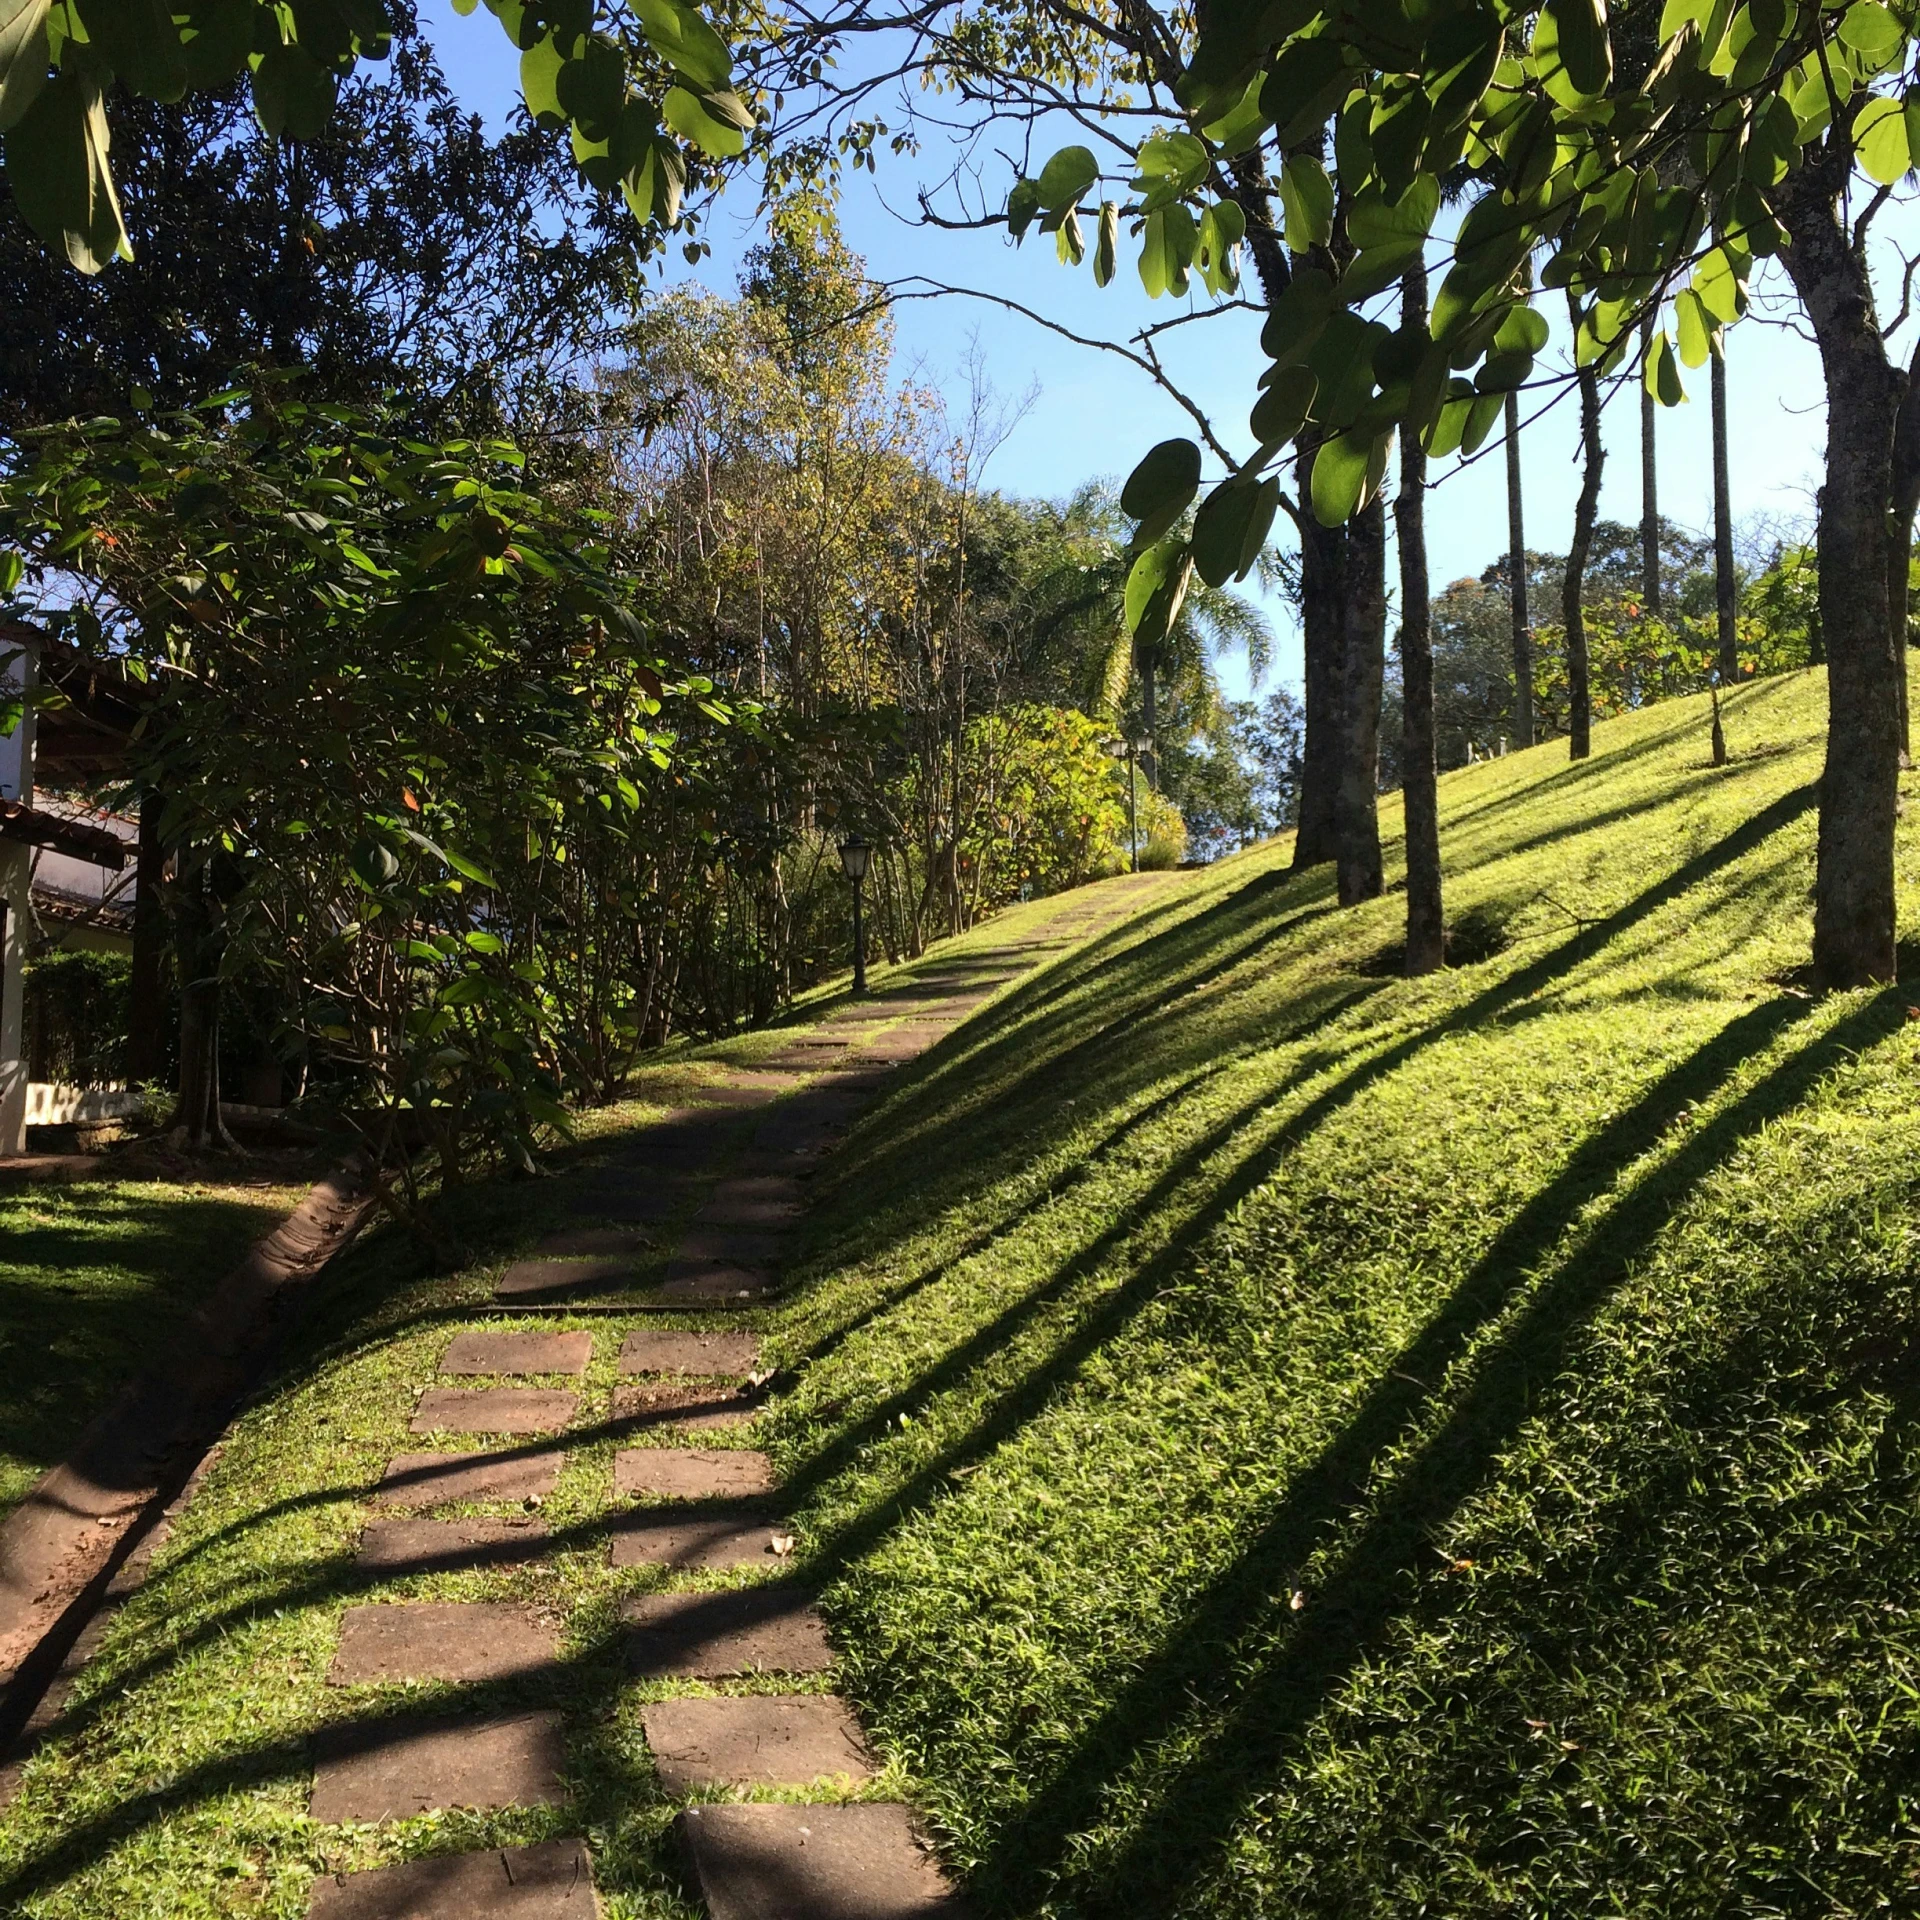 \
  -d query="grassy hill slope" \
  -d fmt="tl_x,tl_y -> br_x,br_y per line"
781,666 -> 1920,1916
5,665 -> 1917,1918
